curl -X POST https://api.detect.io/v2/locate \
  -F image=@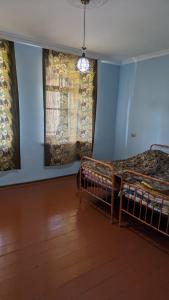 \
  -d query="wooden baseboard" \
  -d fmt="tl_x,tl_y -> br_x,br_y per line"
0,173 -> 77,190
